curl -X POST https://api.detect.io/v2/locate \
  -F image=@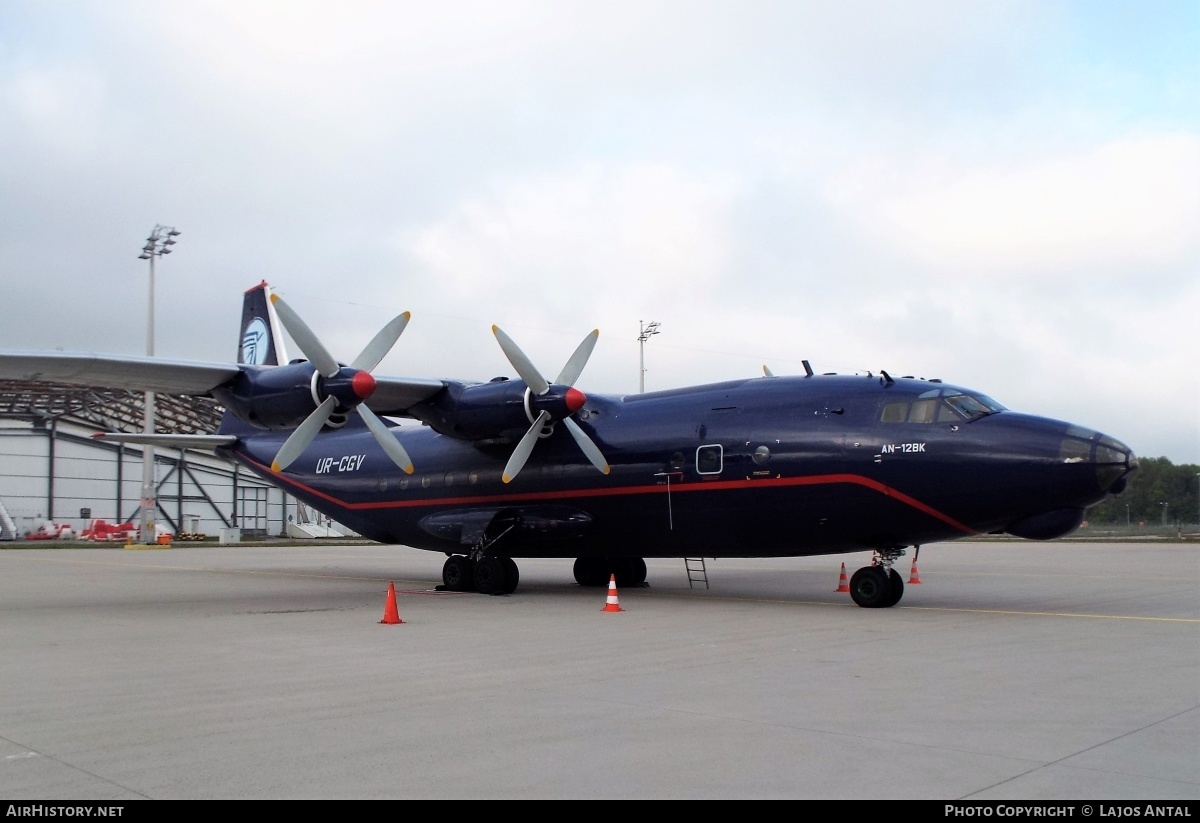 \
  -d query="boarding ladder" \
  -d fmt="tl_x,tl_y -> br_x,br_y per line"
685,558 -> 709,589
0,499 -> 16,541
